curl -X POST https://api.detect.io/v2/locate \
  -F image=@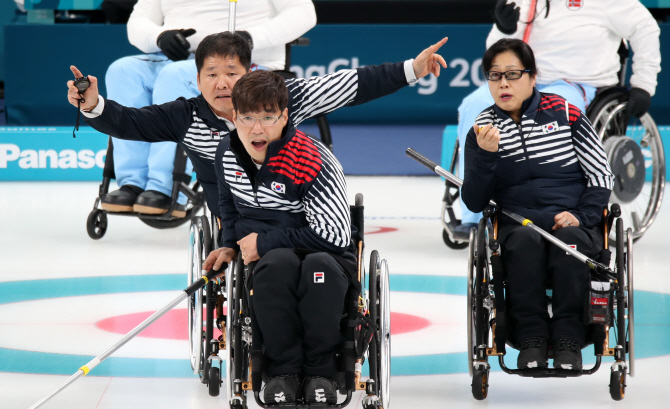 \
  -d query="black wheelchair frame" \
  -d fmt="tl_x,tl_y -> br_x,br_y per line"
441,40 -> 665,248
188,194 -> 391,409
86,38 -> 335,240
467,204 -> 634,401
